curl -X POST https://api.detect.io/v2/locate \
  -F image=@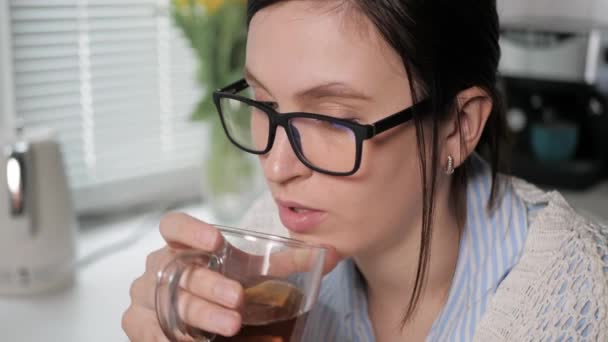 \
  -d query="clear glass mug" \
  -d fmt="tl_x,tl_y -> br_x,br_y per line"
155,225 -> 327,342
